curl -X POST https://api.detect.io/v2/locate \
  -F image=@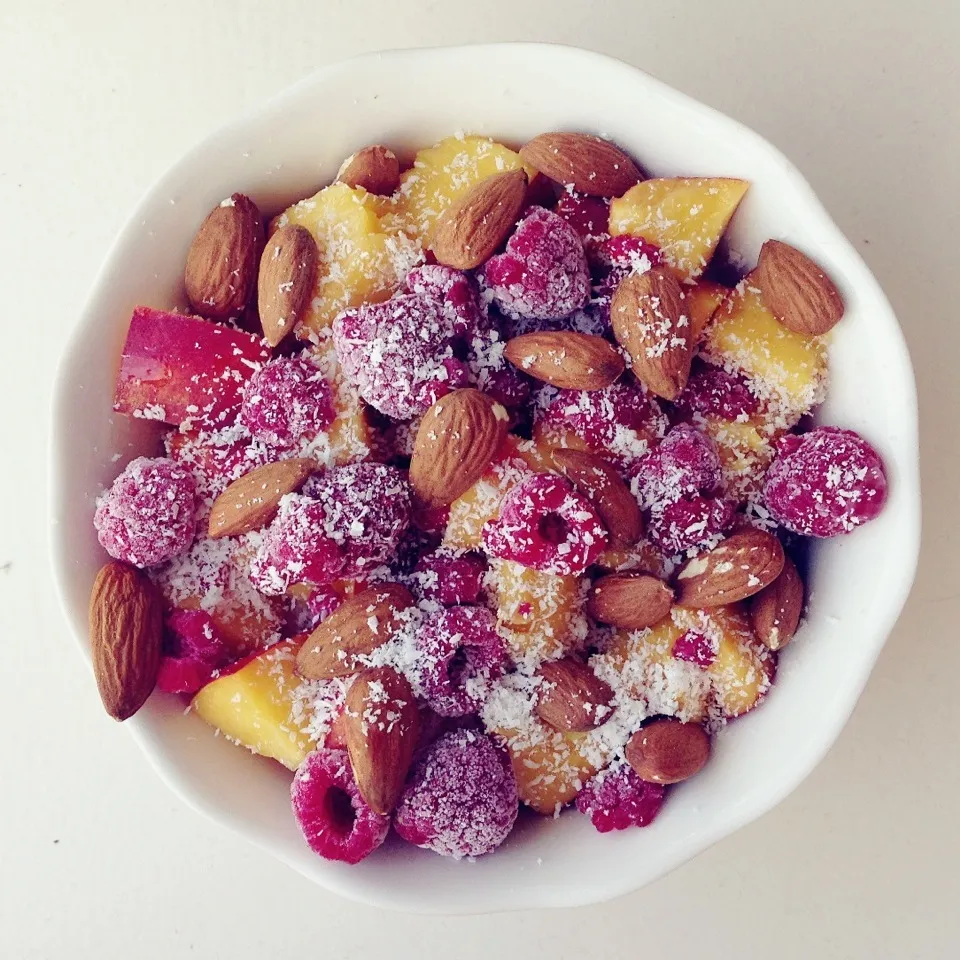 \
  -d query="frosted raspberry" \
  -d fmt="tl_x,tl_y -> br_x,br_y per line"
333,294 -> 469,420
412,549 -> 487,606
592,235 -> 663,283
674,364 -> 759,422
238,354 -> 336,448
291,748 -> 390,864
647,493 -> 735,555
482,473 -> 608,576
576,764 -> 666,832
762,427 -> 887,537
394,730 -> 518,859
480,207 -> 590,320
156,609 -> 233,694
630,423 -> 724,509
416,606 -> 509,717
94,456 -> 197,567
467,326 -> 534,412
554,191 -> 611,240
672,630 -> 717,668
405,264 -> 485,337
